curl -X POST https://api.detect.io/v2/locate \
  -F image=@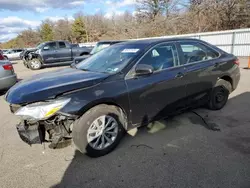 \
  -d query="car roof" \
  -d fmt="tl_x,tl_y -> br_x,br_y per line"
119,38 -> 203,46
98,40 -> 126,44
